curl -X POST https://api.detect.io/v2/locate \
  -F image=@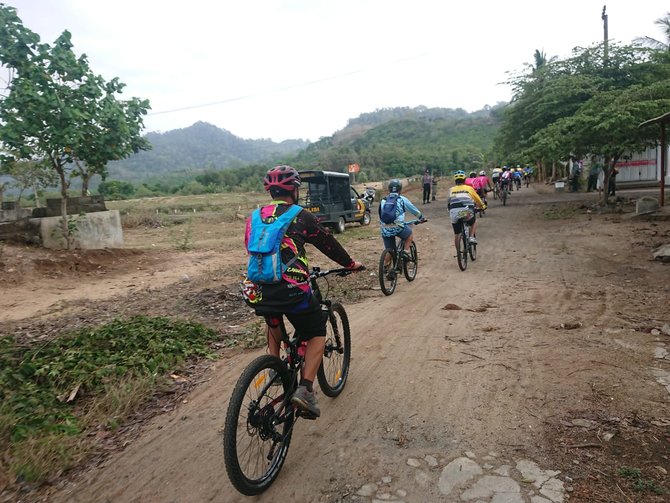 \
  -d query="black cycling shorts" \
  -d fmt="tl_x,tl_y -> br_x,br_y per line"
262,296 -> 327,341
452,215 -> 475,234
